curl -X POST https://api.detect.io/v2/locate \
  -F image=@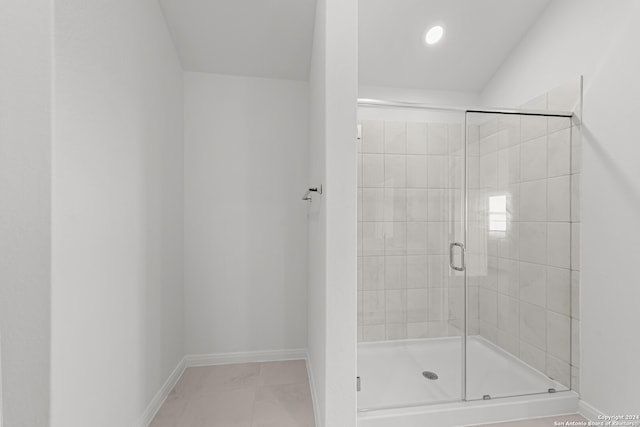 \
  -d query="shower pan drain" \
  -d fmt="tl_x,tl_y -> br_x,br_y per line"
422,371 -> 438,380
